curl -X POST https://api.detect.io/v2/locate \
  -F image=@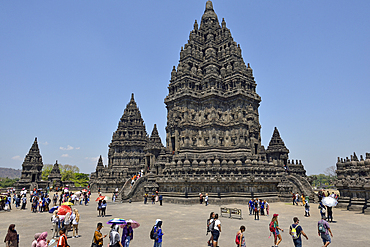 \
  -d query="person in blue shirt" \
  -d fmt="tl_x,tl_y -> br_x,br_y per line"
289,217 -> 308,247
153,220 -> 163,247
248,199 -> 254,215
